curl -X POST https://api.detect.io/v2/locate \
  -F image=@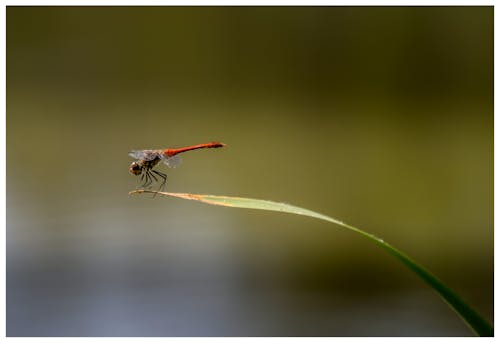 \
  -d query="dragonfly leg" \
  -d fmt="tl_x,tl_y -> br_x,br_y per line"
152,170 -> 167,192
146,169 -> 161,191
139,173 -> 144,187
149,170 -> 158,183
142,170 -> 153,189
139,172 -> 148,188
